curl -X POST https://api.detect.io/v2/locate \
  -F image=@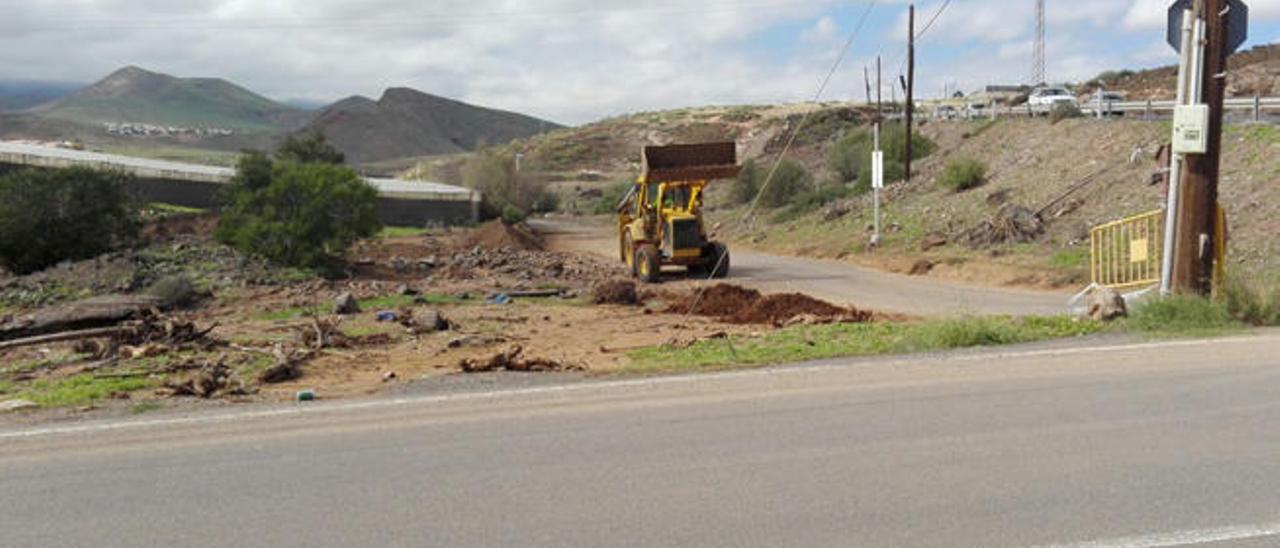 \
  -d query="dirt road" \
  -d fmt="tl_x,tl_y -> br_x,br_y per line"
535,218 -> 1069,317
